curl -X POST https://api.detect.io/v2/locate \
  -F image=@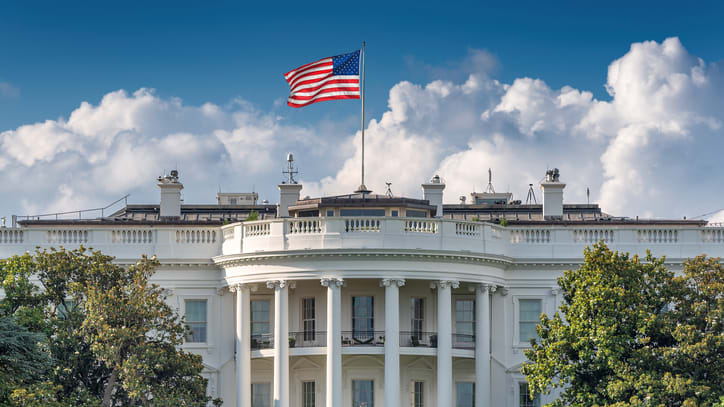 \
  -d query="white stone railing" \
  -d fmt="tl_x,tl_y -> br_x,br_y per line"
245,223 -> 270,237
572,229 -> 615,244
637,229 -> 678,244
701,227 -> 724,243
0,229 -> 23,244
287,219 -> 322,234
510,229 -> 551,244
47,229 -> 89,244
404,219 -> 438,234
111,229 -> 155,244
175,229 -> 217,244
344,218 -> 381,232
455,222 -> 481,237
